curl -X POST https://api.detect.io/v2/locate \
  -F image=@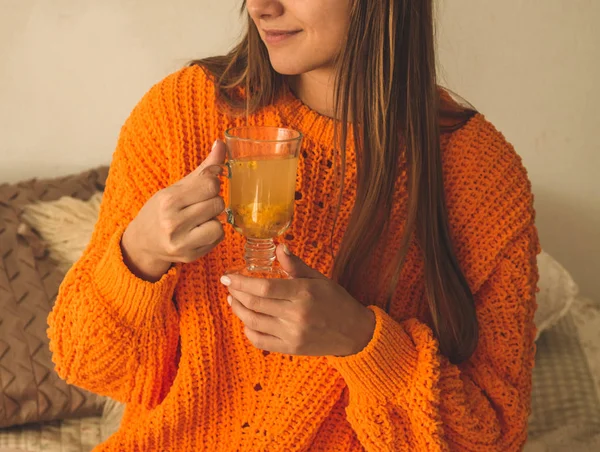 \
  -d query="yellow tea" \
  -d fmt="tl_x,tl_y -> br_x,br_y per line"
230,156 -> 298,239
